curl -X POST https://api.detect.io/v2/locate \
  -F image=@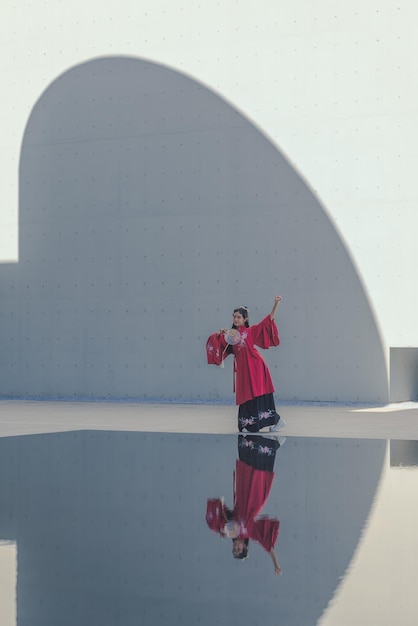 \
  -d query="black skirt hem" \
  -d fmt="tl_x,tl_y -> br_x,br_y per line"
238,393 -> 280,433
